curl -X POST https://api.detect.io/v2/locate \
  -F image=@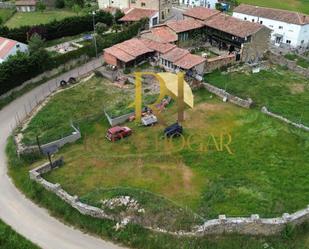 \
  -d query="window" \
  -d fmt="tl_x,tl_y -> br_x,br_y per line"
16,44 -> 20,48
131,0 -> 136,3
286,40 -> 291,44
244,17 -> 247,20
269,25 -> 273,28
260,21 -> 263,24
252,19 -> 254,22
141,2 -> 145,6
279,26 -> 283,29
301,40 -> 304,44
